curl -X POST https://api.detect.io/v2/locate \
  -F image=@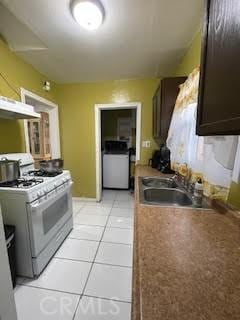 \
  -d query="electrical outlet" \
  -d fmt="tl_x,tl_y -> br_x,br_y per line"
142,140 -> 151,148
